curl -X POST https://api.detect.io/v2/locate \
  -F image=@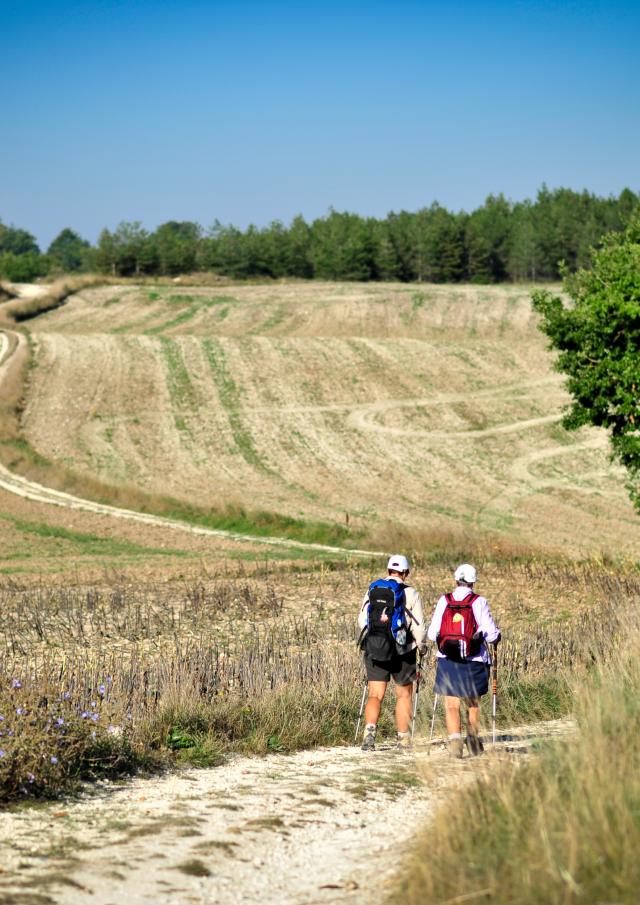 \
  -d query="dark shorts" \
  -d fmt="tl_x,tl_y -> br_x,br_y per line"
434,658 -> 489,698
364,648 -> 417,685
